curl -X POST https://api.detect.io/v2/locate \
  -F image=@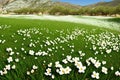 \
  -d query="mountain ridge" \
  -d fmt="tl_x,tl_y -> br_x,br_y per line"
85,0 -> 120,7
0,0 -> 120,14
